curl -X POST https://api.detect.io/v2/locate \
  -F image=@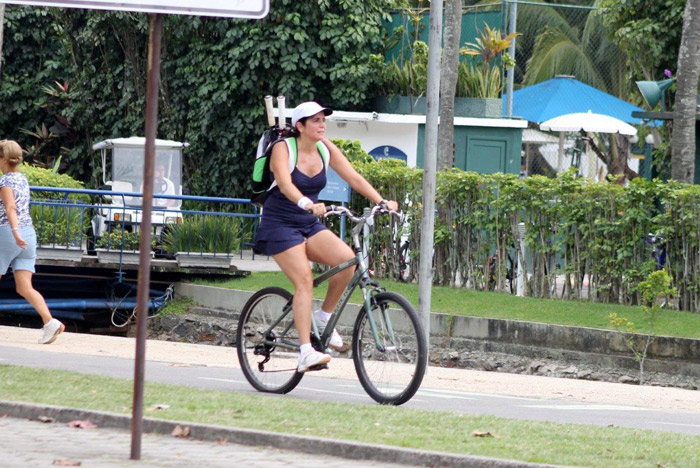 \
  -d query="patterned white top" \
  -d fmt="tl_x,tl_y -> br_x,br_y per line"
0,172 -> 33,227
